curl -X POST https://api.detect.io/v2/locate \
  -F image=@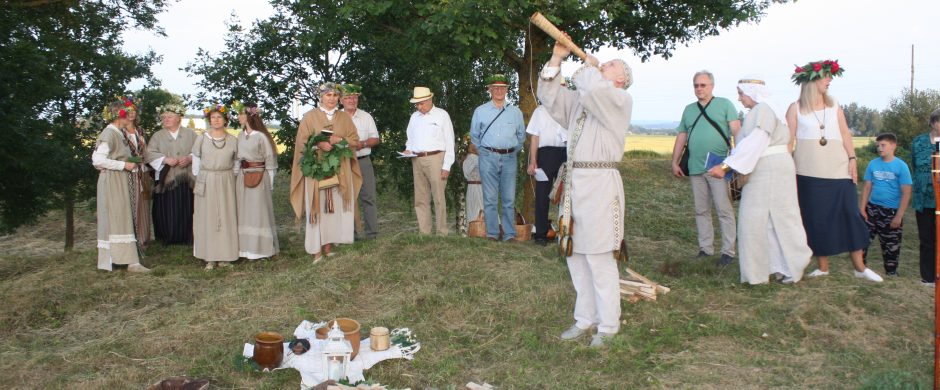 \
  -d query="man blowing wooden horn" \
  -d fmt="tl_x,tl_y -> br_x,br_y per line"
537,33 -> 633,347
